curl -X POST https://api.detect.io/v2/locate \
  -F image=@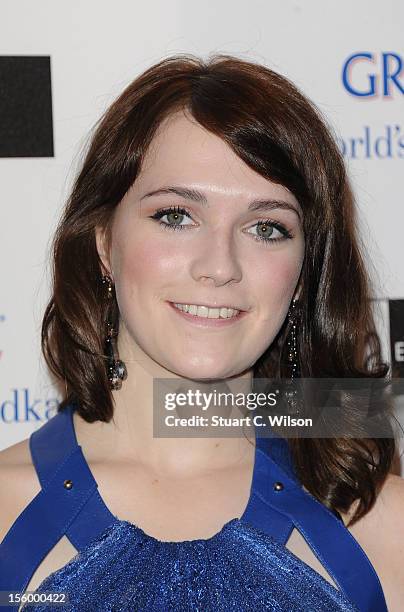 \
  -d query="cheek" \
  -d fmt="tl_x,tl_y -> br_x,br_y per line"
252,253 -> 303,313
111,228 -> 188,295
